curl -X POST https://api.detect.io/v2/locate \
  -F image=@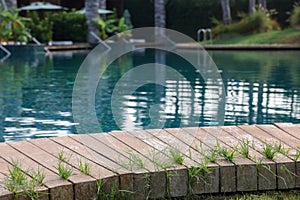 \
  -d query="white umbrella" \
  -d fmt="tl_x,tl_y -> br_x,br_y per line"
19,2 -> 67,11
76,8 -> 113,15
